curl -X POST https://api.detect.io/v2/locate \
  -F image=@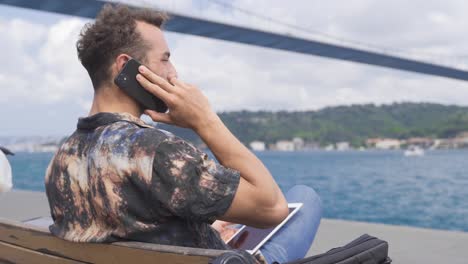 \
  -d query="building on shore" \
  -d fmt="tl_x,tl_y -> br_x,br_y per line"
405,137 -> 433,148
325,144 -> 335,151
435,135 -> 468,149
275,140 -> 295,151
455,132 -> 468,146
336,142 -> 350,151
292,137 -> 304,151
373,138 -> 401,150
365,138 -> 380,148
249,141 -> 266,151
303,141 -> 320,151
7,143 -> 59,153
